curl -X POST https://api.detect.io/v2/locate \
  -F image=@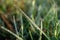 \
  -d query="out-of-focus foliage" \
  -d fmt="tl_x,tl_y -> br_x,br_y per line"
0,0 -> 60,40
